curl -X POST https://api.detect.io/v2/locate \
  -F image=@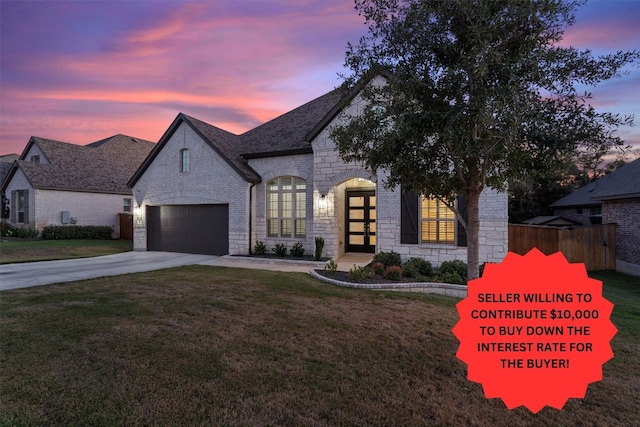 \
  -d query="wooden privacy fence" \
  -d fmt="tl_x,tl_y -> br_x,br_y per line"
508,224 -> 616,270
119,213 -> 133,240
